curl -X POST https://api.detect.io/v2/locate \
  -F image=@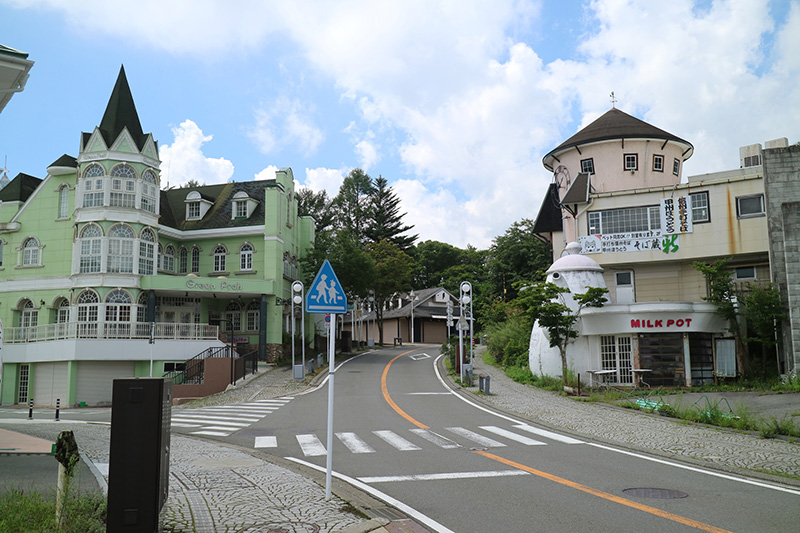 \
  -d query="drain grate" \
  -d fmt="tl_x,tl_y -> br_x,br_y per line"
623,488 -> 688,499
